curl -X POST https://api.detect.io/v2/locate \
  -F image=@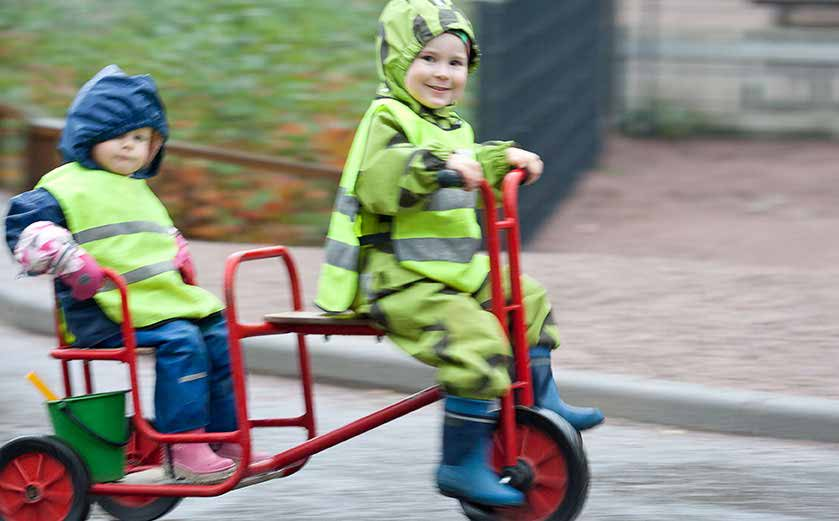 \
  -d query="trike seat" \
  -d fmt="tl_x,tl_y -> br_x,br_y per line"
264,311 -> 375,327
50,346 -> 155,361
263,311 -> 384,336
